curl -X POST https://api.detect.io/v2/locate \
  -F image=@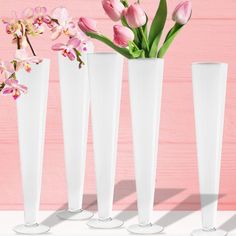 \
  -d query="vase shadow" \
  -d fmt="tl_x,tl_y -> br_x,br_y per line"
115,184 -> 185,222
220,214 -> 236,232
40,179 -> 138,228
155,193 -> 225,227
